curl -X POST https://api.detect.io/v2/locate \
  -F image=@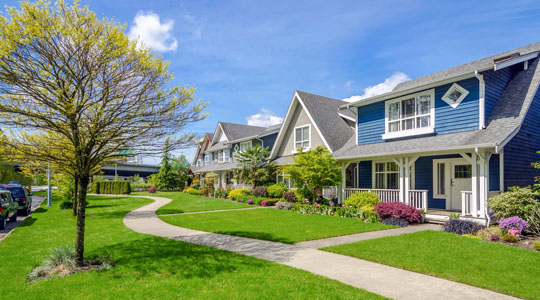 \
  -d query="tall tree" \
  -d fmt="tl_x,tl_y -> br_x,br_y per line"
233,145 -> 274,189
280,146 -> 341,202
156,137 -> 176,190
0,1 -> 207,264
171,154 -> 190,190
